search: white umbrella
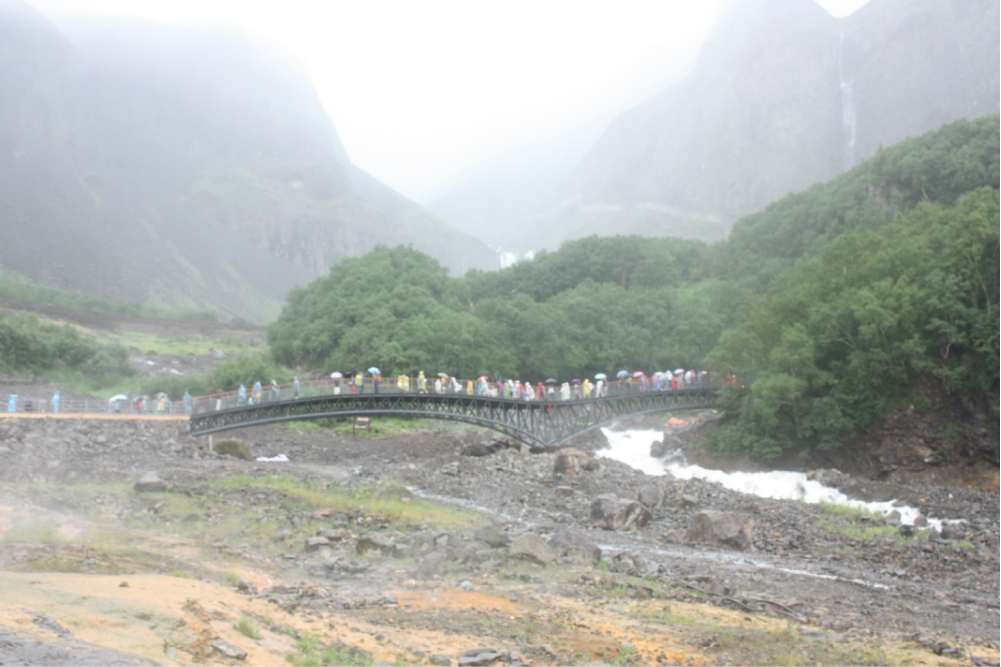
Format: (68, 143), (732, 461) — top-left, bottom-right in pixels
(674, 368), (685, 375)
(330, 372), (343, 378)
(109, 394), (129, 401)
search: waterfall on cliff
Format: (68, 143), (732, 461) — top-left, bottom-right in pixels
(838, 32), (857, 168)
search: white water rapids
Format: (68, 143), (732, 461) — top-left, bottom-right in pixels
(598, 428), (946, 530)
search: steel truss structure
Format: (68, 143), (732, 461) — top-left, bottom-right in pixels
(189, 389), (718, 447)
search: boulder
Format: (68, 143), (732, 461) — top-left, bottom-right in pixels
(508, 532), (558, 565)
(133, 472), (168, 493)
(212, 640), (247, 660)
(686, 511), (755, 550)
(305, 536), (331, 551)
(473, 524), (510, 548)
(590, 495), (651, 531)
(417, 550), (449, 580)
(214, 439), (252, 460)
(553, 448), (590, 476)
(636, 484), (665, 512)
(356, 534), (397, 557)
(548, 530), (601, 564)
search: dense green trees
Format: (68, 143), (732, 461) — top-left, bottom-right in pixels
(267, 241), (730, 380)
(706, 187), (999, 459)
(0, 311), (135, 387)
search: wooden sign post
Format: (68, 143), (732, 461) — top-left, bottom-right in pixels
(353, 416), (370, 436)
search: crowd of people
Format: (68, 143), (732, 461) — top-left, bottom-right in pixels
(219, 368), (714, 406)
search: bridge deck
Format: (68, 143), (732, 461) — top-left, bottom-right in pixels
(189, 389), (718, 448)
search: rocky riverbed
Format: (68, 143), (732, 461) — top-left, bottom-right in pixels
(0, 415), (998, 666)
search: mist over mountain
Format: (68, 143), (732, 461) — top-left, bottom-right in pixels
(0, 0), (498, 322)
(435, 0), (999, 253)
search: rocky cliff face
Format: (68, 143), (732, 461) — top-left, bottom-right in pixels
(0, 1), (498, 322)
(513, 0), (999, 251)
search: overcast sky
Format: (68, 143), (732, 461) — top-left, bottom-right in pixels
(33, 0), (872, 204)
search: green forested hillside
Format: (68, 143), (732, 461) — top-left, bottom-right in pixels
(264, 115), (998, 461)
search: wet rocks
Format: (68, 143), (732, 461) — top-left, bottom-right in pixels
(590, 494), (651, 531)
(636, 484), (665, 512)
(214, 439), (252, 460)
(133, 472), (168, 493)
(548, 530), (601, 564)
(211, 640), (247, 660)
(553, 448), (590, 476)
(473, 524), (510, 548)
(508, 532), (558, 565)
(356, 534), (397, 557)
(686, 511), (755, 550)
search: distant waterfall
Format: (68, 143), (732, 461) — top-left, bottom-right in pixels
(838, 33), (857, 168)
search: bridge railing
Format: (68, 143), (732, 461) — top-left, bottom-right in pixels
(189, 374), (729, 415)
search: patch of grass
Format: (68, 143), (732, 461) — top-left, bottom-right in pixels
(108, 331), (257, 357)
(212, 475), (477, 530)
(817, 519), (899, 543)
(236, 617), (261, 640)
(167, 570), (194, 578)
(283, 421), (324, 432)
(225, 571), (241, 586)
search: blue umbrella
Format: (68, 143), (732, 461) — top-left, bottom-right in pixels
(616, 370), (629, 378)
(368, 367), (381, 374)
(594, 373), (607, 380)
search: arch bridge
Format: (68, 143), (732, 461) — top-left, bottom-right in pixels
(189, 389), (718, 448)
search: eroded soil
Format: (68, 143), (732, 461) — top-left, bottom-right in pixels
(0, 417), (998, 666)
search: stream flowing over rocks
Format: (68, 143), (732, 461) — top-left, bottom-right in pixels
(0, 415), (998, 665)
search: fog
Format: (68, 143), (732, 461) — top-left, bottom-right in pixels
(30, 0), (872, 204)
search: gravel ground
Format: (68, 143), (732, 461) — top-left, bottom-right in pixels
(0, 415), (998, 666)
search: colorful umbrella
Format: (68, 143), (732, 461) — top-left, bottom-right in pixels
(616, 370), (629, 378)
(368, 367), (381, 374)
(594, 373), (607, 380)
(633, 371), (644, 377)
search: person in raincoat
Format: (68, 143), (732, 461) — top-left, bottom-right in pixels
(269, 380), (280, 401)
(51, 392), (60, 413)
(583, 379), (591, 398)
(252, 381), (263, 404)
(466, 379), (473, 395)
(238, 384), (247, 406)
(293, 376), (300, 399)
(355, 372), (364, 394)
(560, 382), (570, 401)
(398, 373), (408, 392)
(417, 371), (427, 394)
(7, 394), (16, 413)
(434, 377), (442, 394)
(183, 391), (192, 414)
(156, 394), (167, 414)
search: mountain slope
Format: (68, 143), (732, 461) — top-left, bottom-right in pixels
(458, 0), (999, 253)
(0, 1), (498, 322)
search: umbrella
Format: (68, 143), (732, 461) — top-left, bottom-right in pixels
(330, 372), (343, 379)
(571, 379), (581, 385)
(633, 371), (644, 377)
(545, 378), (557, 384)
(674, 368), (685, 375)
(616, 370), (629, 378)
(594, 373), (607, 380)
(478, 376), (489, 381)
(109, 394), (129, 401)
(437, 372), (449, 378)
(368, 367), (381, 375)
